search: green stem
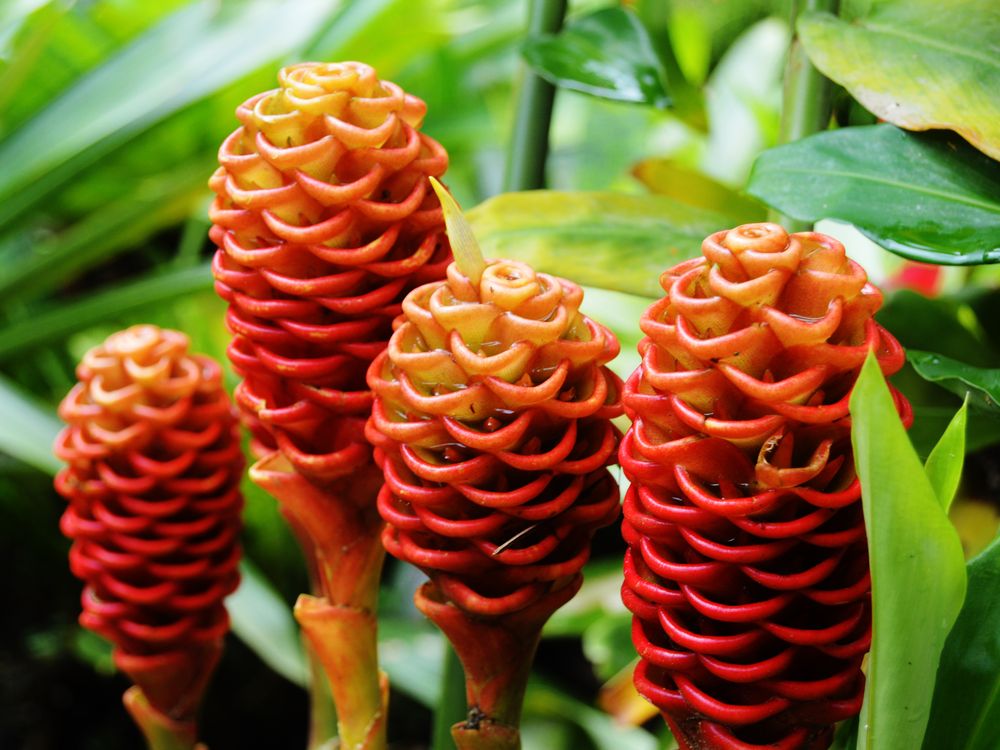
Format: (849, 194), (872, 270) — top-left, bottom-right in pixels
(305, 637), (339, 750)
(770, 0), (840, 231)
(431, 646), (467, 750)
(502, 0), (567, 192)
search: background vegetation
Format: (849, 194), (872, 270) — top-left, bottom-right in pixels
(2, 1), (998, 748)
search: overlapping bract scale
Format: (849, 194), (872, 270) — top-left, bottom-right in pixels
(54, 325), (243, 718)
(619, 223), (910, 750)
(211, 61), (450, 482)
(367, 259), (623, 618)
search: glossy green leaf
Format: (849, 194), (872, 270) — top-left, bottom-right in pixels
(798, 0), (1000, 160)
(522, 7), (671, 108)
(877, 291), (997, 368)
(0, 0), (335, 229)
(467, 190), (730, 297)
(227, 560), (308, 687)
(748, 125), (1000, 265)
(909, 351), (1000, 415)
(922, 532), (1000, 750)
(0, 374), (61, 474)
(924, 400), (968, 511)
(851, 353), (967, 750)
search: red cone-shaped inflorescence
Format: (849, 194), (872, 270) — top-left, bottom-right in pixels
(210, 61), (450, 483)
(620, 223), (910, 750)
(54, 325), (243, 721)
(367, 255), (623, 740)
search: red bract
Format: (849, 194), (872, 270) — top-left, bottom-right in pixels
(54, 325), (242, 725)
(619, 223), (910, 750)
(210, 61), (449, 482)
(367, 254), (623, 746)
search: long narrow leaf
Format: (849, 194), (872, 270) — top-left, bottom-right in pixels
(924, 399), (968, 511)
(227, 560), (308, 687)
(0, 0), (336, 230)
(0, 166), (206, 304)
(0, 263), (212, 360)
(0, 373), (62, 474)
(851, 353), (967, 750)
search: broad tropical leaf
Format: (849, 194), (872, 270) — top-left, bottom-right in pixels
(798, 0), (1000, 160)
(748, 125), (1000, 265)
(922, 532), (1000, 750)
(468, 190), (730, 297)
(909, 351), (1000, 415)
(522, 7), (671, 108)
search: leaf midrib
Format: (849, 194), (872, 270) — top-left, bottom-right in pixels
(758, 166), (1000, 214)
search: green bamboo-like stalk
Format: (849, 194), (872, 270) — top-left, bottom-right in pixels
(502, 0), (567, 192)
(770, 0), (841, 231)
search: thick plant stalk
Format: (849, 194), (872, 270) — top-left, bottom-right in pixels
(771, 0), (840, 231)
(367, 184), (623, 748)
(619, 223), (910, 749)
(250, 454), (388, 750)
(209, 61), (450, 750)
(53, 325), (243, 749)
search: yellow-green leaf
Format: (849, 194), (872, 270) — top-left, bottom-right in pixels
(467, 190), (730, 298)
(798, 1), (1000, 159)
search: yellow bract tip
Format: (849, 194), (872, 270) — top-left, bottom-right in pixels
(429, 177), (486, 286)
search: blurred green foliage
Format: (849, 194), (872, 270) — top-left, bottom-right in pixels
(3, 0), (999, 748)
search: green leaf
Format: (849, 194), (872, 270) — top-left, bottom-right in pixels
(0, 374), (61, 474)
(877, 290), (996, 368)
(522, 7), (671, 108)
(0, 165), (206, 306)
(303, 0), (449, 79)
(467, 190), (730, 297)
(0, 263), (213, 360)
(0, 0), (335, 230)
(851, 352), (967, 750)
(909, 351), (1000, 415)
(924, 400), (968, 511)
(227, 560), (308, 687)
(631, 158), (766, 224)
(747, 125), (1000, 265)
(798, 0), (1000, 160)
(922, 532), (1000, 750)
